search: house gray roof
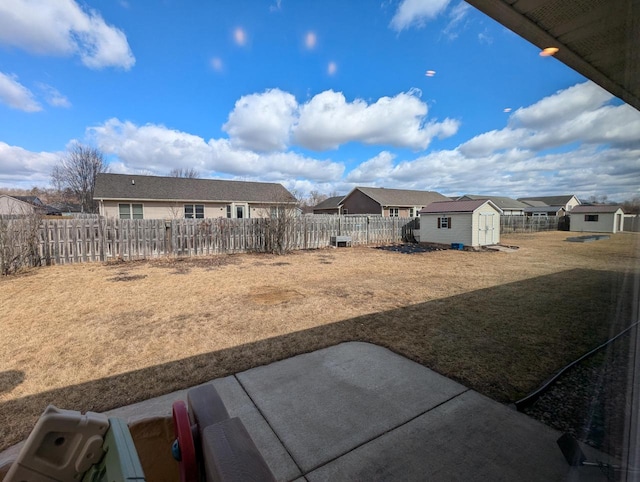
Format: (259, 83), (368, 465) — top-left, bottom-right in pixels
(571, 205), (623, 214)
(13, 195), (44, 206)
(313, 196), (344, 210)
(458, 194), (529, 210)
(520, 200), (548, 207)
(94, 173), (297, 204)
(524, 206), (565, 214)
(518, 195), (578, 206)
(419, 199), (502, 214)
(354, 187), (449, 207)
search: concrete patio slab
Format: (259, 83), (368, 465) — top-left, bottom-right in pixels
(2, 341), (615, 482)
(306, 389), (610, 481)
(236, 342), (468, 473)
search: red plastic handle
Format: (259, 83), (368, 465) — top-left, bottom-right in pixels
(172, 400), (197, 482)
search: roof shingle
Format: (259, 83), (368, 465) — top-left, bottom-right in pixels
(354, 187), (449, 206)
(94, 173), (296, 203)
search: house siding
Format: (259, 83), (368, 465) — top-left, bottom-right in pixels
(570, 209), (624, 233)
(100, 200), (273, 219)
(341, 190), (383, 215)
(0, 195), (37, 215)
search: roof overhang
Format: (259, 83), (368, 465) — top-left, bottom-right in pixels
(465, 0), (640, 111)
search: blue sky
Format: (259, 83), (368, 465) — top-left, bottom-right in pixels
(0, 0), (638, 201)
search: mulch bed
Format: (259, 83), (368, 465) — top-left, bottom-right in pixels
(522, 331), (633, 460)
(374, 244), (442, 254)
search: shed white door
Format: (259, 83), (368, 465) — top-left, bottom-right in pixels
(478, 213), (495, 245)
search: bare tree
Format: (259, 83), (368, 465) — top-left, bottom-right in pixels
(51, 144), (108, 213)
(169, 167), (200, 178)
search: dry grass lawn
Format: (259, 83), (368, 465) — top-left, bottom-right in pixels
(1, 231), (638, 451)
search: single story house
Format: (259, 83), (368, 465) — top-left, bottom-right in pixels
(0, 195), (59, 216)
(312, 196), (344, 215)
(523, 206), (566, 217)
(457, 195), (529, 215)
(570, 205), (625, 233)
(518, 195), (581, 212)
(340, 187), (449, 217)
(418, 199), (503, 247)
(93, 173), (297, 220)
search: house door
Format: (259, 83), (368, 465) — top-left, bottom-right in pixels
(478, 213), (495, 245)
(616, 213), (622, 232)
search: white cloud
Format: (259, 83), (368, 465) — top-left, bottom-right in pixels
(443, 2), (470, 39)
(0, 142), (61, 187)
(461, 82), (640, 157)
(305, 32), (317, 49)
(37, 83), (71, 108)
(293, 90), (459, 150)
(390, 0), (451, 31)
(88, 118), (344, 182)
(0, 0), (135, 70)
(510, 82), (613, 130)
(210, 57), (223, 72)
(223, 89), (297, 152)
(345, 151), (396, 183)
(0, 72), (41, 112)
(234, 27), (247, 46)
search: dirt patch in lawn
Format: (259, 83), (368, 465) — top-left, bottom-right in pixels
(0, 232), (638, 452)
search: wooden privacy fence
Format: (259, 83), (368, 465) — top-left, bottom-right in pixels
(2, 215), (416, 266)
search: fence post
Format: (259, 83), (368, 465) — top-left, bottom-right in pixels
(165, 220), (172, 256)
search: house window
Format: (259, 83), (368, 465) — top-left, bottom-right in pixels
(438, 216), (452, 229)
(184, 204), (204, 219)
(119, 203), (143, 219)
(585, 214), (599, 222)
(236, 206), (244, 219)
(226, 205), (232, 218)
(342, 208), (348, 215)
(409, 208), (414, 217)
(270, 206), (285, 218)
(389, 208), (399, 217)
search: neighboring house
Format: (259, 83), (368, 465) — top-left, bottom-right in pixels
(518, 195), (581, 212)
(418, 199), (503, 247)
(312, 196), (344, 215)
(457, 194), (529, 215)
(523, 206), (566, 217)
(340, 187), (449, 217)
(570, 205), (625, 233)
(93, 173), (297, 220)
(0, 195), (59, 215)
(49, 202), (83, 216)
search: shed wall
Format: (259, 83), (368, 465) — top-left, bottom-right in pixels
(570, 210), (623, 233)
(420, 213), (474, 246)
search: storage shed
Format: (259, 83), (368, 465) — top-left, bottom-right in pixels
(419, 199), (503, 247)
(570, 205), (625, 233)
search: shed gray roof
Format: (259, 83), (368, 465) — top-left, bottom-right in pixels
(419, 199), (502, 214)
(354, 187), (449, 207)
(313, 196), (344, 210)
(518, 195), (579, 206)
(458, 195), (529, 210)
(94, 173), (297, 203)
(571, 205), (623, 214)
